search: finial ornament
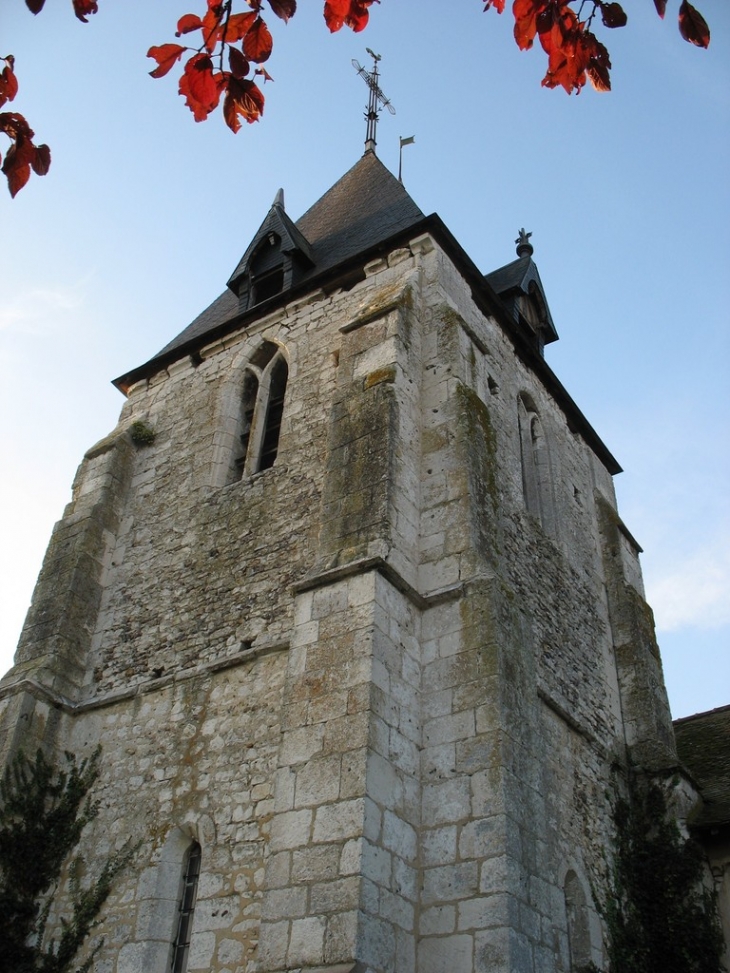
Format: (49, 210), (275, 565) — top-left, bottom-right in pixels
(515, 228), (534, 258)
(352, 50), (396, 155)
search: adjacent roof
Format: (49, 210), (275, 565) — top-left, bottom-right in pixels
(674, 704), (730, 828)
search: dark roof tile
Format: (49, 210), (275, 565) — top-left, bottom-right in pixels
(150, 153), (423, 364)
(674, 704), (730, 828)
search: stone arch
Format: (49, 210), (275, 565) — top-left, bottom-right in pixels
(212, 335), (291, 486)
(517, 392), (557, 535)
(117, 826), (194, 973)
(564, 868), (592, 970)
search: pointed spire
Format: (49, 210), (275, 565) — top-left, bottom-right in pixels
(273, 187), (285, 209)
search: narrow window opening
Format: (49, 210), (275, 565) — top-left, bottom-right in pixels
(258, 357), (288, 471)
(234, 371), (259, 480)
(564, 869), (592, 970)
(171, 841), (201, 973)
(517, 393), (556, 535)
(252, 266), (284, 305)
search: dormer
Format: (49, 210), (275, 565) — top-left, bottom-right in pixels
(485, 229), (559, 357)
(227, 189), (315, 313)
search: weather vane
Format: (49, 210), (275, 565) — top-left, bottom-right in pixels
(352, 49), (395, 154)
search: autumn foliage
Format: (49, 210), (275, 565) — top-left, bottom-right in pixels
(3, 0), (711, 197)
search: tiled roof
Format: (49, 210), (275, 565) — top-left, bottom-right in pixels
(153, 152), (424, 361)
(674, 704), (730, 828)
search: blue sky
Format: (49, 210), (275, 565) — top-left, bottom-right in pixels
(1, 1), (728, 719)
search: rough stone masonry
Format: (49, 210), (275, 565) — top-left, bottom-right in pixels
(0, 153), (688, 972)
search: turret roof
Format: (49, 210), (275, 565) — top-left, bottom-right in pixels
(151, 153), (424, 361)
(112, 152), (621, 476)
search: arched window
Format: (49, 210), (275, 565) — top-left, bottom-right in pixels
(517, 393), (556, 534)
(171, 841), (201, 973)
(258, 355), (288, 471)
(234, 369), (260, 477)
(229, 343), (289, 482)
(564, 869), (592, 970)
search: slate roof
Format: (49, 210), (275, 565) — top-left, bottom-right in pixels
(674, 704), (730, 829)
(153, 152), (424, 360)
(226, 196), (315, 293)
(486, 255), (558, 347)
(111, 151), (622, 476)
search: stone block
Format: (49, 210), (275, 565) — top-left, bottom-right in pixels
(423, 776), (471, 826)
(295, 754), (342, 807)
(421, 826), (457, 867)
(418, 934), (474, 973)
(288, 915), (326, 966)
(313, 798), (365, 843)
(269, 808), (313, 852)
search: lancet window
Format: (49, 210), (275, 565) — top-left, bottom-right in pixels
(517, 393), (556, 534)
(230, 342), (289, 481)
(170, 841), (201, 973)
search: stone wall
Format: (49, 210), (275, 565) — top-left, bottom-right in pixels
(0, 229), (677, 972)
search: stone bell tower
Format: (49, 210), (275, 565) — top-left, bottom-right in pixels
(0, 151), (680, 972)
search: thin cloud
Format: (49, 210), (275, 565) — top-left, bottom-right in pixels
(0, 282), (89, 335)
(646, 535), (730, 632)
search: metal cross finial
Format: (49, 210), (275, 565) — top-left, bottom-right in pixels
(515, 228), (534, 258)
(352, 50), (395, 155)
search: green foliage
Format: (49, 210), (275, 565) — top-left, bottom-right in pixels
(596, 779), (725, 973)
(0, 748), (134, 973)
(129, 420), (156, 446)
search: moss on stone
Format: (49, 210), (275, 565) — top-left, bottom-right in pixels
(130, 420), (156, 446)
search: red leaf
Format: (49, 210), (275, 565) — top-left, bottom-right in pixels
(25, 0), (47, 13)
(32, 142), (51, 175)
(587, 36), (612, 90)
(484, 0), (506, 12)
(0, 60), (19, 109)
(346, 1), (373, 32)
(176, 13), (204, 36)
(72, 0), (99, 22)
(513, 0), (545, 51)
(5, 160), (31, 198)
(228, 46), (250, 79)
(0, 111), (34, 140)
(179, 53), (225, 121)
(147, 44), (187, 79)
(540, 23), (612, 95)
(324, 0), (373, 33)
(225, 11), (258, 42)
(223, 76), (265, 132)
(268, 0), (297, 22)
(243, 18), (273, 62)
(678, 0), (710, 47)
(653, 0), (667, 18)
(600, 2), (627, 28)
(201, 7), (223, 52)
(0, 116), (48, 198)
(324, 0), (350, 31)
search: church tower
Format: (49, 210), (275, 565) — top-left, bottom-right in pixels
(0, 151), (682, 972)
